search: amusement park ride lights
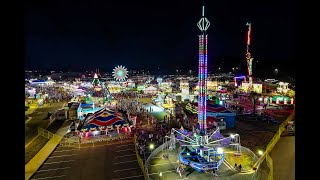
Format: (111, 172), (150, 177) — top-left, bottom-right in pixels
(162, 3), (242, 176)
(112, 65), (128, 81)
(246, 22), (254, 92)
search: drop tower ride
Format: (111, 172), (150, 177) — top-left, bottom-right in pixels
(197, 4), (210, 136)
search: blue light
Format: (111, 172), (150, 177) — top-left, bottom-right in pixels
(117, 70), (124, 77)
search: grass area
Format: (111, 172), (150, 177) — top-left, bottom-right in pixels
(224, 151), (255, 171)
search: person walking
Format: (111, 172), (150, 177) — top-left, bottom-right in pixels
(238, 164), (242, 172)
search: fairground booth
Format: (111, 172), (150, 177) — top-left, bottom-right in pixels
(262, 95), (295, 105)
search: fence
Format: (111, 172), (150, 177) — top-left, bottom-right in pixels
(134, 135), (148, 180)
(252, 110), (295, 180)
(241, 146), (259, 163)
(144, 137), (173, 179)
(38, 127), (62, 140)
(60, 133), (132, 148)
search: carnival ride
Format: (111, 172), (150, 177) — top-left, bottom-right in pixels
(163, 127), (241, 175)
(112, 65), (128, 81)
(245, 22), (254, 92)
(160, 3), (242, 177)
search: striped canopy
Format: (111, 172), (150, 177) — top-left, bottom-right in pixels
(81, 107), (128, 131)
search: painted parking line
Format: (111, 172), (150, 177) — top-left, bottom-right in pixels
(113, 160), (137, 165)
(48, 154), (77, 159)
(113, 167), (140, 172)
(115, 149), (134, 152)
(31, 175), (66, 180)
(112, 174), (144, 180)
(114, 154), (136, 158)
(37, 167), (71, 173)
(149, 162), (178, 166)
(44, 160), (75, 165)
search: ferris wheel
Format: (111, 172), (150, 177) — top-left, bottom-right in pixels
(112, 65), (128, 81)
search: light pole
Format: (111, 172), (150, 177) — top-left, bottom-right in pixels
(230, 134), (241, 154)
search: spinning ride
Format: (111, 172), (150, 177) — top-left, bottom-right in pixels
(165, 127), (241, 174)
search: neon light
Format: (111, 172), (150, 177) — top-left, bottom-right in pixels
(112, 65), (128, 81)
(244, 22), (254, 92)
(197, 9), (210, 133)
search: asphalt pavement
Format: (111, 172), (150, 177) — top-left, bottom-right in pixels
(148, 148), (253, 180)
(30, 137), (144, 180)
(269, 136), (295, 180)
(25, 102), (65, 146)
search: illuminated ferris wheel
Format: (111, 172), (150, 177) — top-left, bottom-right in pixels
(112, 65), (128, 81)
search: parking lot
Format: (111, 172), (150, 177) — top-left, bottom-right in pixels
(30, 137), (144, 180)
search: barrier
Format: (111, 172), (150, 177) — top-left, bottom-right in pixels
(38, 127), (57, 139)
(266, 154), (273, 180)
(241, 146), (259, 163)
(252, 110), (295, 180)
(134, 135), (148, 180)
(138, 137), (175, 179)
(60, 133), (132, 147)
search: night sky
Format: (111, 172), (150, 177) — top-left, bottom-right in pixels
(25, 0), (295, 74)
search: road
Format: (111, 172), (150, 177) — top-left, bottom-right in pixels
(30, 137), (144, 180)
(269, 136), (295, 180)
(25, 102), (65, 146)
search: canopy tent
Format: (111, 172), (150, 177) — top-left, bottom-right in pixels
(80, 107), (128, 131)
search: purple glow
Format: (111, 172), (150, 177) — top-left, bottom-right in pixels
(234, 76), (246, 79)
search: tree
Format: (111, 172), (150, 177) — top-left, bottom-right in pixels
(250, 91), (258, 115)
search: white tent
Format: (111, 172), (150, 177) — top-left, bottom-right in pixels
(144, 86), (158, 94)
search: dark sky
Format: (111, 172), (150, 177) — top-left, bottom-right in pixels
(25, 0), (295, 72)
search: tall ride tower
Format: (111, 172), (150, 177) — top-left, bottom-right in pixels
(197, 4), (210, 136)
(246, 22), (254, 91)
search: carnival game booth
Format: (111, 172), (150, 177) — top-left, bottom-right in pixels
(266, 95), (295, 105)
(79, 108), (131, 137)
